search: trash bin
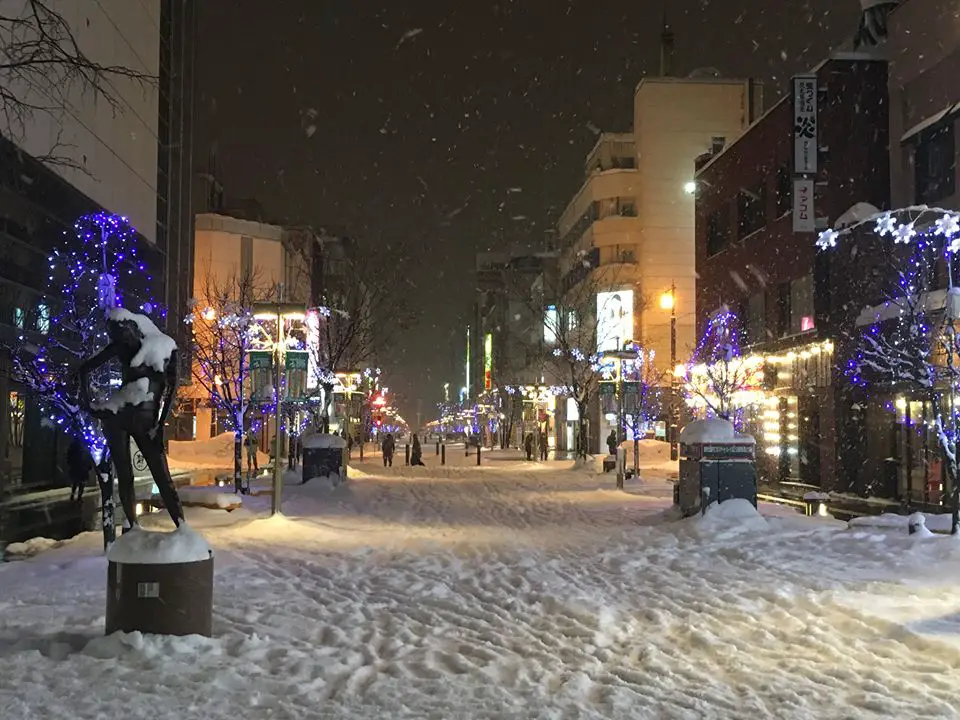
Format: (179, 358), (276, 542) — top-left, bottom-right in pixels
(301, 432), (347, 484)
(676, 418), (756, 517)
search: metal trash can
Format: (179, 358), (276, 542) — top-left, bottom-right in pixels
(301, 433), (347, 484)
(676, 419), (757, 517)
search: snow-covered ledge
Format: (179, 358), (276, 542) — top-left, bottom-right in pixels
(107, 524), (212, 565)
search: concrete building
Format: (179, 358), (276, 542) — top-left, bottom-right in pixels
(188, 213), (310, 440)
(693, 56), (889, 494)
(555, 76), (760, 451)
(0, 1), (196, 542)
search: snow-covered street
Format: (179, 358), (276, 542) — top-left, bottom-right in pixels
(4, 454), (960, 719)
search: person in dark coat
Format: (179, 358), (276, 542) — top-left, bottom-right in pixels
(410, 434), (425, 466)
(524, 432), (534, 461)
(67, 436), (93, 503)
(383, 433), (396, 467)
(539, 430), (548, 461)
(246, 430), (259, 472)
(606, 430), (618, 456)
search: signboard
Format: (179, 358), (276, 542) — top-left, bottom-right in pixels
(792, 178), (815, 232)
(249, 351), (272, 370)
(483, 333), (493, 390)
(792, 75), (818, 174)
(596, 290), (634, 352)
(599, 382), (616, 396)
(285, 351), (309, 372)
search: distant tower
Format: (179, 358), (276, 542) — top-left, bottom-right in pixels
(660, 10), (675, 77)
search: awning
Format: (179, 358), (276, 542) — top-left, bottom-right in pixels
(901, 102), (960, 143)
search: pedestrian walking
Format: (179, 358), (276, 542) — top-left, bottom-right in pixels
(606, 429), (618, 456)
(524, 432), (534, 461)
(67, 436), (93, 503)
(539, 430), (548, 461)
(410, 434), (426, 466)
(245, 430), (259, 473)
(383, 433), (396, 467)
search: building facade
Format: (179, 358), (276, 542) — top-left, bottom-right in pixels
(0, 1), (196, 541)
(694, 56), (890, 495)
(556, 77), (760, 452)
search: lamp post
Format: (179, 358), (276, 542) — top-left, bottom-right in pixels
(253, 300), (306, 516)
(660, 283), (678, 460)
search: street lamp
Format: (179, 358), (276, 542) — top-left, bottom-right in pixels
(252, 300), (306, 516)
(661, 284), (678, 460)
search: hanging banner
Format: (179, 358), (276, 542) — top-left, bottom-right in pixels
(484, 333), (493, 390)
(249, 351), (272, 370)
(792, 75), (818, 174)
(792, 178), (815, 233)
(248, 351), (273, 401)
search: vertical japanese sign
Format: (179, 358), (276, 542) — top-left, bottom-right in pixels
(792, 178), (815, 233)
(792, 75), (818, 174)
(483, 333), (493, 390)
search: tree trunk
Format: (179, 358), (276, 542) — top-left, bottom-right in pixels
(576, 399), (589, 459)
(234, 432), (244, 494)
(97, 463), (115, 552)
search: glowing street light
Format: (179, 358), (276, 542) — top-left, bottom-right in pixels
(683, 181), (697, 195)
(659, 290), (675, 310)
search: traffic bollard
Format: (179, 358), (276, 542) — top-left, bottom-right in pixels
(441, 444), (446, 465)
(477, 444), (481, 466)
(405, 444), (410, 465)
(436, 441), (440, 455)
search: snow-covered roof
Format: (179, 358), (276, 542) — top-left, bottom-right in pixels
(835, 202), (882, 229)
(901, 102), (960, 143)
(678, 418), (756, 445)
(195, 213), (284, 241)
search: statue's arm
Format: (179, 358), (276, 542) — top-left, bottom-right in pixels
(156, 349), (179, 434)
(76, 344), (118, 409)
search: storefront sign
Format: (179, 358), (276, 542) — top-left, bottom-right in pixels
(792, 178), (815, 233)
(792, 75), (818, 174)
(483, 333), (493, 390)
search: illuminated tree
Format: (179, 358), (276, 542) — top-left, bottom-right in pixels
(12, 212), (158, 549)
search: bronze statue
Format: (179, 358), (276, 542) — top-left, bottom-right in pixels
(78, 309), (183, 529)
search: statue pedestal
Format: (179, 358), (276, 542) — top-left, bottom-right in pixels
(105, 525), (214, 637)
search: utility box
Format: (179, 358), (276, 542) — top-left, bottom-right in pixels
(676, 419), (757, 517)
(301, 432), (347, 484)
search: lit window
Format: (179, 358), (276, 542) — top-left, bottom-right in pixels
(37, 304), (49, 334)
(14, 307), (24, 329)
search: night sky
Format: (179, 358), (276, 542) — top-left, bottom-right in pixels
(194, 0), (859, 422)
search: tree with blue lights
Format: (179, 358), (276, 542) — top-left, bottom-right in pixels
(819, 207), (960, 534)
(12, 211), (158, 549)
(681, 309), (749, 421)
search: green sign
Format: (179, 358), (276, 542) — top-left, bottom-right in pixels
(249, 351), (272, 370)
(599, 382), (616, 396)
(285, 351), (309, 371)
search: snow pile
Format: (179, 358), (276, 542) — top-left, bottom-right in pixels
(849, 511), (954, 534)
(835, 202), (881, 229)
(3, 537), (64, 557)
(695, 498), (768, 532)
(169, 432), (267, 470)
(109, 307), (177, 371)
(678, 417), (755, 445)
(301, 432), (347, 449)
(91, 377), (153, 413)
(107, 524), (213, 565)
(177, 488), (243, 509)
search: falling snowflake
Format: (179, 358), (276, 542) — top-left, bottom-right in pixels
(816, 228), (839, 250)
(874, 212), (896, 236)
(893, 222), (916, 245)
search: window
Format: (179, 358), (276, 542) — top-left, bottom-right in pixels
(790, 275), (815, 335)
(711, 136), (726, 155)
(775, 166), (792, 215)
(617, 199), (637, 217)
(745, 292), (766, 345)
(611, 155), (635, 169)
(738, 185), (766, 239)
(915, 123), (956, 204)
(706, 206), (731, 256)
(36, 304), (49, 334)
(14, 307), (24, 330)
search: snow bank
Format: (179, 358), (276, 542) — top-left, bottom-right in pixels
(301, 432), (347, 449)
(107, 524), (213, 565)
(92, 376), (154, 413)
(177, 488), (243, 509)
(108, 308), (177, 371)
(849, 512), (954, 534)
(695, 498), (768, 532)
(678, 417), (755, 445)
(168, 432), (267, 470)
(3, 537), (63, 557)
